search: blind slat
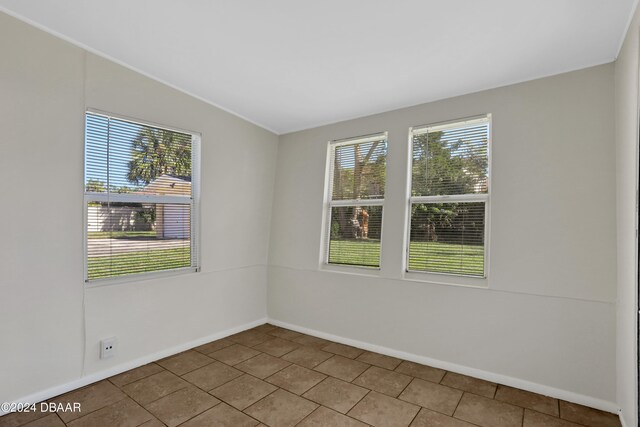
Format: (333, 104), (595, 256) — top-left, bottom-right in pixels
(85, 112), (197, 281)
(411, 119), (489, 197)
(327, 134), (387, 268)
(409, 116), (489, 277)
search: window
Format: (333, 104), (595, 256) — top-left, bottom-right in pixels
(407, 115), (490, 277)
(84, 111), (200, 282)
(324, 133), (387, 268)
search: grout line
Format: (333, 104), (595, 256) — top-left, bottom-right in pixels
(450, 392), (467, 424)
(349, 388), (372, 414)
(292, 405), (320, 426)
(108, 362), (166, 388)
(131, 383), (190, 408)
(52, 384), (130, 425)
(161, 396), (221, 426)
(406, 405), (421, 426)
(131, 399), (166, 427)
(396, 375), (415, 398)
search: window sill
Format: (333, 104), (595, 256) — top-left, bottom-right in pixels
(85, 266), (199, 288)
(319, 263), (382, 278)
(403, 270), (488, 289)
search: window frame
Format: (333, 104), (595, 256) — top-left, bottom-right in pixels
(83, 109), (201, 285)
(405, 114), (491, 279)
(322, 132), (388, 270)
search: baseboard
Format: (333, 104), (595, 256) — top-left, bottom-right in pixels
(0, 317), (268, 417)
(268, 318), (621, 415)
(619, 409), (632, 427)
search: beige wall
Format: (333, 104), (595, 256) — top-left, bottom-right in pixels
(0, 12), (278, 403)
(615, 3), (640, 426)
(269, 64), (618, 407)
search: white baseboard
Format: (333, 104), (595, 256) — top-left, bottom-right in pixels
(0, 317), (268, 417)
(619, 409), (633, 427)
(268, 318), (621, 415)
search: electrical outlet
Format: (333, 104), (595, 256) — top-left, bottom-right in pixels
(100, 337), (117, 359)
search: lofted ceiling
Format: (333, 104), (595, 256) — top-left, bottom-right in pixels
(0, 0), (636, 134)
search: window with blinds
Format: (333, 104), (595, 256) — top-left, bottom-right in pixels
(325, 134), (387, 268)
(84, 111), (200, 282)
(408, 115), (490, 277)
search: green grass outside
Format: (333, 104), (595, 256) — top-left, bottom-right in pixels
(87, 231), (157, 239)
(329, 239), (381, 267)
(88, 247), (191, 280)
(329, 239), (484, 276)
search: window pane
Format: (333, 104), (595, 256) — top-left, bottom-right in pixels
(85, 114), (109, 193)
(87, 202), (191, 280)
(332, 138), (386, 200)
(328, 206), (382, 268)
(85, 114), (192, 197)
(408, 202), (485, 276)
(412, 120), (488, 197)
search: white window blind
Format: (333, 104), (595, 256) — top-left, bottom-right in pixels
(408, 116), (490, 277)
(325, 134), (387, 268)
(84, 112), (199, 282)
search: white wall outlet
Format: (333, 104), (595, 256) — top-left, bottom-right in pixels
(100, 337), (117, 359)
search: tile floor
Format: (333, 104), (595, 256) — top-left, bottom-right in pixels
(0, 324), (621, 427)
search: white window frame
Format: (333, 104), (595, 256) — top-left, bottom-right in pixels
(405, 114), (491, 279)
(83, 109), (201, 285)
(322, 132), (387, 270)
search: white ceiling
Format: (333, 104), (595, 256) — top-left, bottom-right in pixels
(0, 1), (636, 134)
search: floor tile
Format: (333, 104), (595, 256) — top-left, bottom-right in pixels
(266, 363), (326, 395)
(228, 330), (272, 347)
(322, 342), (364, 359)
(398, 378), (463, 416)
(109, 363), (164, 388)
(50, 380), (126, 422)
(66, 397), (153, 427)
(180, 402), (259, 427)
(210, 374), (277, 410)
(348, 391), (420, 427)
(353, 366), (412, 397)
(182, 361), (243, 391)
(410, 408), (476, 427)
(194, 339), (234, 355)
(210, 344), (261, 366)
(281, 346), (333, 368)
(495, 385), (559, 416)
(156, 351), (214, 376)
(440, 372), (497, 398)
(395, 361), (446, 383)
(138, 419), (165, 427)
(523, 408), (582, 426)
(292, 334), (331, 348)
(268, 328), (304, 341)
(122, 371), (188, 405)
(22, 414), (65, 427)
(356, 351), (402, 370)
(559, 400), (620, 427)
(235, 353), (291, 379)
(314, 355), (370, 382)
(144, 386), (219, 427)
(0, 405), (49, 427)
(253, 337), (299, 357)
(244, 389), (318, 427)
(252, 323), (278, 334)
(303, 377), (369, 414)
(453, 393), (523, 427)
(297, 406), (368, 427)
